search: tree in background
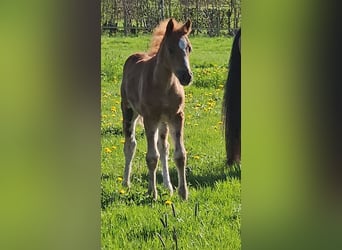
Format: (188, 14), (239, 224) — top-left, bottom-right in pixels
(101, 0), (241, 36)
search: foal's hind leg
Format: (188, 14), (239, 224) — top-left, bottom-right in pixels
(144, 118), (160, 200)
(157, 122), (173, 195)
(121, 102), (138, 187)
(170, 112), (188, 200)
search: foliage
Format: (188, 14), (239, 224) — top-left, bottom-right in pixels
(101, 0), (241, 36)
(101, 35), (241, 249)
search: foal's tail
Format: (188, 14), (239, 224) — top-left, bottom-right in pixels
(223, 28), (241, 166)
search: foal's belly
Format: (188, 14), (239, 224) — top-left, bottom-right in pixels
(140, 102), (183, 118)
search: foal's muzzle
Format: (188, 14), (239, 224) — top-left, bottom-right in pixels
(176, 70), (193, 86)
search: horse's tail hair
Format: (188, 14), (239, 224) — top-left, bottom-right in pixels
(223, 28), (241, 166)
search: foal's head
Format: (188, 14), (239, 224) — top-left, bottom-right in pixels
(158, 19), (193, 86)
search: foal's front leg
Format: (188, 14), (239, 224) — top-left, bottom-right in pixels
(144, 119), (159, 200)
(170, 112), (188, 200)
(158, 122), (173, 195)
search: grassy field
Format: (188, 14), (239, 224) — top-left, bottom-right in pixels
(101, 34), (241, 249)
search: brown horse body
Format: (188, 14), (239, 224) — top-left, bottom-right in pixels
(121, 19), (193, 200)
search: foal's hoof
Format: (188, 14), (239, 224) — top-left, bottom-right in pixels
(178, 185), (188, 200)
(122, 180), (130, 188)
(164, 183), (174, 196)
(147, 189), (158, 200)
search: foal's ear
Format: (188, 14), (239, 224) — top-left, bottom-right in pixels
(166, 19), (174, 36)
(182, 19), (192, 34)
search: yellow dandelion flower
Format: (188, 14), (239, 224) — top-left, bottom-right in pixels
(119, 189), (125, 194)
(218, 121), (223, 125)
(165, 200), (172, 206)
(111, 106), (117, 112)
(207, 101), (215, 107)
(115, 101), (120, 104)
(219, 84), (224, 88)
(193, 155), (200, 160)
(117, 177), (123, 182)
(120, 139), (125, 144)
(112, 146), (117, 150)
(102, 114), (108, 119)
(104, 147), (112, 153)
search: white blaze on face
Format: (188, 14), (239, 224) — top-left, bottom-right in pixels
(178, 37), (187, 53)
(178, 37), (190, 69)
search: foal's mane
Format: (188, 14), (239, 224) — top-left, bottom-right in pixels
(148, 19), (185, 56)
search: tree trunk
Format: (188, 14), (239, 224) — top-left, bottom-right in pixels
(160, 0), (165, 20)
(122, 0), (128, 36)
(168, 0), (171, 17)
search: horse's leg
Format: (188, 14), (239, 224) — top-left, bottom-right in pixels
(121, 102), (138, 187)
(144, 118), (159, 200)
(228, 131), (241, 166)
(170, 112), (188, 200)
(157, 122), (173, 195)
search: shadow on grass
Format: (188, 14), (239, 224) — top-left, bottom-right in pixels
(101, 126), (122, 136)
(165, 162), (241, 190)
(101, 126), (146, 138)
(101, 187), (158, 209)
(101, 161), (241, 209)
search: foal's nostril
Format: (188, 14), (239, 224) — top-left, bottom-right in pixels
(176, 70), (193, 86)
(189, 71), (193, 79)
(185, 72), (192, 83)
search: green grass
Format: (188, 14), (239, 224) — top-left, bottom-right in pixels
(101, 35), (241, 249)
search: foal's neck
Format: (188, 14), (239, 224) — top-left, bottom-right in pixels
(153, 54), (174, 87)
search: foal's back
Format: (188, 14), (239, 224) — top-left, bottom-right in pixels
(121, 53), (185, 120)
